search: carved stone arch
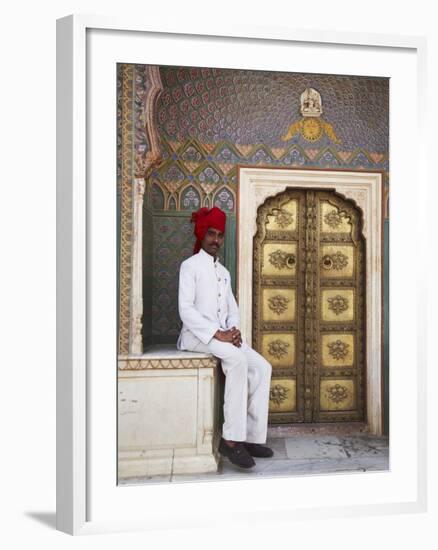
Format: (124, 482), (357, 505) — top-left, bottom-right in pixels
(120, 63), (165, 355)
(118, 64), (163, 355)
(134, 66), (165, 179)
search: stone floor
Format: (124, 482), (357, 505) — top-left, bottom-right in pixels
(119, 428), (389, 486)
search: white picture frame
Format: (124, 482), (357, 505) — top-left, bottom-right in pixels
(56, 15), (428, 535)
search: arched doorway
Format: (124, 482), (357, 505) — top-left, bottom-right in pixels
(237, 167), (383, 434)
(253, 188), (366, 424)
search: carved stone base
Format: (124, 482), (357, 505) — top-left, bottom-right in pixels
(118, 346), (220, 479)
(118, 452), (219, 478)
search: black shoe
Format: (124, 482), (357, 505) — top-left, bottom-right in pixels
(243, 442), (274, 458)
(219, 438), (256, 469)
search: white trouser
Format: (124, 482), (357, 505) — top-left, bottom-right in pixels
(186, 337), (272, 443)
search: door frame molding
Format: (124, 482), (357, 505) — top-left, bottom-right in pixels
(237, 167), (384, 435)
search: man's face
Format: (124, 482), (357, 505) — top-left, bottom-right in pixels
(201, 227), (224, 257)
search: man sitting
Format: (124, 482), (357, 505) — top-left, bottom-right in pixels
(177, 206), (273, 469)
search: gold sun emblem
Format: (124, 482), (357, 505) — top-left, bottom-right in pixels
(281, 87), (341, 144)
(302, 117), (323, 142)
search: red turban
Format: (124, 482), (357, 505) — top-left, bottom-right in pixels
(190, 207), (226, 254)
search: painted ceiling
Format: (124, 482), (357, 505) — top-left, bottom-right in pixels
(156, 66), (389, 152)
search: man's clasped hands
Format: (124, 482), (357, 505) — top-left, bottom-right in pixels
(214, 326), (242, 347)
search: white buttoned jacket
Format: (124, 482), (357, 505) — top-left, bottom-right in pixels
(177, 247), (241, 350)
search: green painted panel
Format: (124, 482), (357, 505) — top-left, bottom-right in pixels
(224, 214), (236, 293)
(383, 219), (389, 436)
(142, 205), (154, 349)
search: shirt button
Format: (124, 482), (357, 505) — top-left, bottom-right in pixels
(218, 278), (221, 281)
(218, 293), (221, 297)
(218, 309), (221, 313)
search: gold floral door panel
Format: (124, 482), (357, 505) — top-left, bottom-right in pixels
(253, 188), (365, 424)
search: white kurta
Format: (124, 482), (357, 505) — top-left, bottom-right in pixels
(177, 247), (240, 349)
(177, 248), (272, 443)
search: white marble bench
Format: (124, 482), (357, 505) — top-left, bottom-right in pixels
(118, 345), (221, 479)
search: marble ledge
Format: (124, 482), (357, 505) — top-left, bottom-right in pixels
(118, 345), (219, 370)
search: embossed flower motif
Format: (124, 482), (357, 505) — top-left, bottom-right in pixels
(272, 207), (294, 228)
(327, 294), (349, 315)
(270, 384), (290, 406)
(322, 251), (349, 271)
(269, 249), (296, 270)
(268, 339), (290, 359)
(326, 383), (348, 403)
(332, 251), (349, 270)
(327, 339), (350, 360)
(268, 295), (290, 315)
(324, 209), (345, 228)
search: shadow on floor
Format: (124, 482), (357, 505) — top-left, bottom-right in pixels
(25, 511), (57, 530)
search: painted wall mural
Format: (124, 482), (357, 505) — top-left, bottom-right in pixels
(118, 63), (389, 348)
(132, 66), (389, 216)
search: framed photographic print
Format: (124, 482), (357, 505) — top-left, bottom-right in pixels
(57, 15), (427, 535)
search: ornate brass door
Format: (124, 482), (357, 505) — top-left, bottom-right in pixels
(253, 188), (366, 423)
